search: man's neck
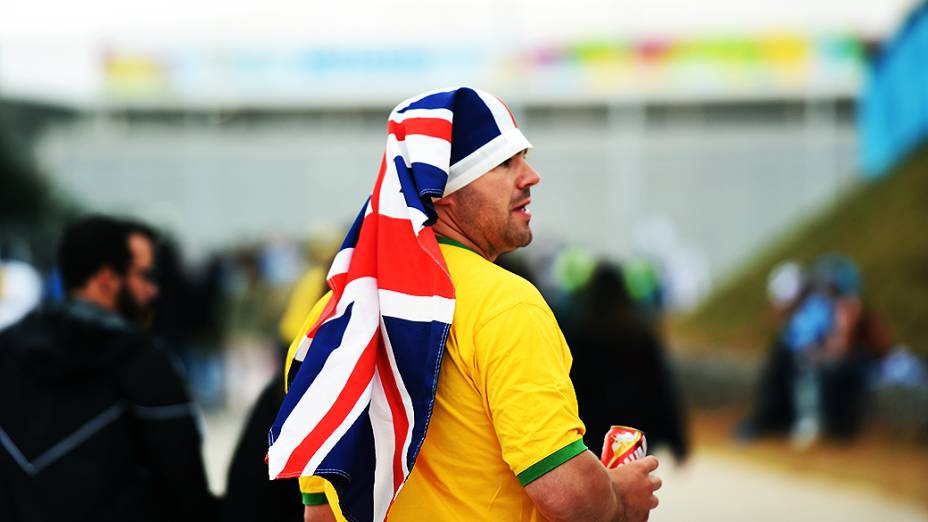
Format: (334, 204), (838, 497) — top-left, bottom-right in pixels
(431, 222), (494, 261)
(72, 287), (117, 312)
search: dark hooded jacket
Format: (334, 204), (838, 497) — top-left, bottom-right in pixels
(0, 300), (217, 522)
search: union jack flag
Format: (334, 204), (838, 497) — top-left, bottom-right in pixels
(268, 87), (530, 522)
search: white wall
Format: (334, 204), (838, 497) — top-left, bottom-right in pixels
(35, 100), (857, 296)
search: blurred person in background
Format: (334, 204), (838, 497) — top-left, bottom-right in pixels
(766, 260), (807, 318)
(548, 246), (597, 319)
(566, 261), (689, 465)
(620, 256), (665, 326)
(222, 230), (339, 522)
(805, 254), (893, 441)
(277, 227), (342, 349)
(223, 374), (305, 522)
(150, 240), (200, 361)
(738, 254), (893, 447)
(151, 239), (227, 410)
(272, 87), (660, 522)
(735, 261), (811, 441)
(0, 214), (217, 522)
(494, 251), (538, 286)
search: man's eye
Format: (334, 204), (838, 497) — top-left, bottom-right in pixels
(499, 159), (512, 169)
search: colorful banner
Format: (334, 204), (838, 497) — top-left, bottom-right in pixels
(101, 33), (866, 105)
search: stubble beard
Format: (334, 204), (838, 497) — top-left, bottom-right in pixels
(455, 185), (533, 257)
(505, 219), (533, 250)
(506, 188), (533, 249)
(116, 286), (152, 327)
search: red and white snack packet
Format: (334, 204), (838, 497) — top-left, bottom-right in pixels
(601, 425), (648, 469)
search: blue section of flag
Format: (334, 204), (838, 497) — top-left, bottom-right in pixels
(408, 162), (448, 200)
(396, 90), (456, 113)
(382, 316), (448, 471)
(393, 156), (445, 224)
(318, 410), (377, 522)
(447, 89), (501, 165)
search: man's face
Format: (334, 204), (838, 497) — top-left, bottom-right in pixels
(116, 233), (159, 324)
(450, 150), (540, 259)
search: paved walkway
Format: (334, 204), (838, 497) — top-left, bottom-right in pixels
(649, 450), (927, 522)
(203, 412), (928, 521)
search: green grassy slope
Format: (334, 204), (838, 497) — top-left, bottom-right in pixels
(674, 144), (928, 356)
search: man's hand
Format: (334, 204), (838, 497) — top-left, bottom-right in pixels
(607, 456), (662, 522)
(304, 504), (337, 522)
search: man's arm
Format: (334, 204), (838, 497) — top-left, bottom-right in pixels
(473, 303), (660, 521)
(295, 452), (663, 522)
(304, 504), (337, 522)
(299, 477), (342, 522)
(524, 452), (661, 522)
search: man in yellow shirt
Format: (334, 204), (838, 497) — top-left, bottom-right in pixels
(293, 90), (661, 521)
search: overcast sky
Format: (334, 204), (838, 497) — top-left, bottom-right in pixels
(0, 0), (919, 46)
(0, 0), (919, 104)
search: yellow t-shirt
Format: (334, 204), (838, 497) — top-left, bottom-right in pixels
(289, 241), (586, 521)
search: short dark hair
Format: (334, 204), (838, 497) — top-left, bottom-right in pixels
(122, 219), (157, 246)
(58, 214), (157, 291)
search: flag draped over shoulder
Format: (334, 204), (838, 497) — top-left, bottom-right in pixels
(267, 87), (531, 522)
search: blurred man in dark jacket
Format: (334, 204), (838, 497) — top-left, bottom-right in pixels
(0, 215), (217, 522)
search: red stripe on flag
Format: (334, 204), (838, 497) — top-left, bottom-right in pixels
(416, 227), (452, 285)
(376, 216), (454, 297)
(306, 292), (341, 339)
(376, 347), (409, 494)
(387, 118), (452, 142)
(340, 215), (379, 283)
(344, 213), (454, 298)
(327, 272), (349, 294)
(279, 331), (380, 477)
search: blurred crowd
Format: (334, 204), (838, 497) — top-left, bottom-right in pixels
(1, 210), (694, 521)
(6, 209), (926, 517)
(738, 254), (926, 448)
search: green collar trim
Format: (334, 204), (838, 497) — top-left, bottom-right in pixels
(436, 235), (480, 255)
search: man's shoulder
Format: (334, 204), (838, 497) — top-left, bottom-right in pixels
(448, 248), (537, 291)
(0, 307), (67, 357)
(442, 247), (550, 325)
(2, 304), (158, 371)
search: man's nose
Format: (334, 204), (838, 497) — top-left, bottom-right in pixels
(519, 162), (541, 188)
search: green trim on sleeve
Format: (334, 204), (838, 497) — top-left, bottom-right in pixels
(302, 492), (328, 506)
(517, 438), (588, 487)
(435, 235), (480, 255)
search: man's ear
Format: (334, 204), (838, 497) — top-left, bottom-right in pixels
(433, 194), (455, 210)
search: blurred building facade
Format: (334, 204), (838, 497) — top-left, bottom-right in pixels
(2, 34), (868, 304)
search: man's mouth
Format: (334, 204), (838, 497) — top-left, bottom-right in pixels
(513, 200), (532, 216)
